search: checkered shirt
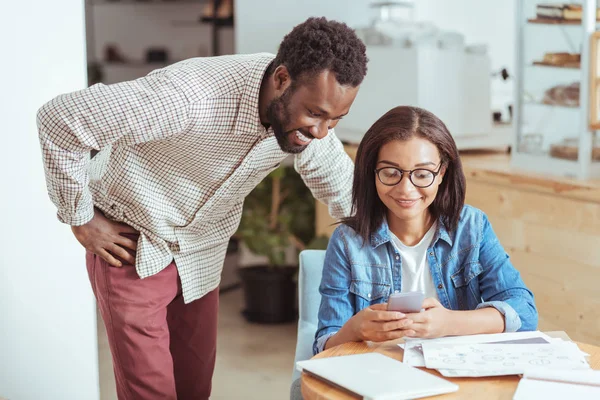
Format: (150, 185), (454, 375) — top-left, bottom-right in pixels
(37, 53), (354, 303)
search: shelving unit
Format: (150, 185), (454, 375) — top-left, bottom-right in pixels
(589, 31), (600, 128)
(531, 61), (581, 69)
(513, 0), (600, 179)
(85, 0), (234, 85)
(527, 17), (583, 25)
(526, 101), (581, 108)
(90, 0), (204, 4)
(98, 60), (184, 67)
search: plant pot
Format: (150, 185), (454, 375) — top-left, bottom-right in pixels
(238, 265), (298, 324)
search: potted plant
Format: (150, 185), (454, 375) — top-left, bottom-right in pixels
(236, 165), (328, 323)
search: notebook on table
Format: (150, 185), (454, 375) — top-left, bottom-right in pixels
(296, 352), (459, 400)
(513, 369), (600, 400)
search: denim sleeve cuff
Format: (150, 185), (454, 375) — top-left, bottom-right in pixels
(476, 301), (522, 332)
(313, 331), (338, 355)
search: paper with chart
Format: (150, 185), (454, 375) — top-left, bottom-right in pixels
(421, 341), (589, 377)
(401, 331), (554, 367)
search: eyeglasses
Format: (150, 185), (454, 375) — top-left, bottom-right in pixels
(375, 163), (443, 188)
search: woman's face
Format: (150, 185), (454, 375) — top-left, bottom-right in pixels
(375, 137), (445, 223)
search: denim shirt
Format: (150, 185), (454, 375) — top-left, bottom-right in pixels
(313, 205), (538, 355)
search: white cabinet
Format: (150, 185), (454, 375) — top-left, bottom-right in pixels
(337, 46), (504, 150)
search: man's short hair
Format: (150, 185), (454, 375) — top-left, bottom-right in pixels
(273, 17), (368, 87)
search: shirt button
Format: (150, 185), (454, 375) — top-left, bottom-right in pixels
(395, 255), (399, 260)
(438, 284), (443, 289)
(368, 293), (371, 298)
(170, 243), (180, 252)
(430, 251), (434, 256)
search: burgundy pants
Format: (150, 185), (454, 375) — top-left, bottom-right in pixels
(86, 252), (219, 400)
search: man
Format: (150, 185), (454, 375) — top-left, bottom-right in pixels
(37, 17), (367, 400)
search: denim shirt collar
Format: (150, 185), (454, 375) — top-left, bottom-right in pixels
(370, 215), (454, 248)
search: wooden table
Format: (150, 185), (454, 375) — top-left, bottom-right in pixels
(301, 332), (600, 399)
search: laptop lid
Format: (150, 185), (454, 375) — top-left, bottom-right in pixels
(297, 353), (458, 400)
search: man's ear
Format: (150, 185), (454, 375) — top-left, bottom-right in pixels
(272, 65), (292, 93)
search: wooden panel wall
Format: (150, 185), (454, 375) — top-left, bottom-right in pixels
(465, 173), (600, 345)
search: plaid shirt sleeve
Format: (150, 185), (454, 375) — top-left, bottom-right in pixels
(37, 71), (191, 226)
(294, 129), (354, 219)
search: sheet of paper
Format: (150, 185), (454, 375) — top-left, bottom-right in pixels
(401, 331), (553, 367)
(522, 368), (600, 386)
(421, 342), (589, 377)
(513, 378), (600, 400)
(438, 368), (524, 378)
(549, 338), (590, 357)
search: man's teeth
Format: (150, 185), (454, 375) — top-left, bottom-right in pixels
(295, 131), (311, 143)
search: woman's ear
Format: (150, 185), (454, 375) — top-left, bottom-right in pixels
(438, 164), (447, 185)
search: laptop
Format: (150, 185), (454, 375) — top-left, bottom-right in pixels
(297, 353), (459, 400)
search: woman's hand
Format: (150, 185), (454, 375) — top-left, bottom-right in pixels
(403, 298), (455, 339)
(347, 303), (414, 342)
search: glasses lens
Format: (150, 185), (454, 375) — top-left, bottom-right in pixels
(410, 169), (435, 187)
(378, 167), (402, 185)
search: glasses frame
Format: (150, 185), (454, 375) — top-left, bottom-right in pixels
(375, 163), (443, 188)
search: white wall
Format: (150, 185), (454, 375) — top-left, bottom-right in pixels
(414, 0), (516, 79)
(234, 0), (373, 54)
(413, 0), (516, 110)
(0, 2), (99, 400)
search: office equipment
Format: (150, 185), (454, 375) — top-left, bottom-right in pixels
(297, 353), (458, 400)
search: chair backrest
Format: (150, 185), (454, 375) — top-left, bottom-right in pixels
(291, 249), (326, 382)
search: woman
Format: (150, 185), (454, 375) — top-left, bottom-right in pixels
(314, 106), (537, 354)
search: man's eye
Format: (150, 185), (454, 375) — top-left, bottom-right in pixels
(308, 109), (322, 117)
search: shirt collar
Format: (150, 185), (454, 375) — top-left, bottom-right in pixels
(433, 218), (454, 247)
(370, 215), (454, 248)
(233, 53), (275, 138)
(370, 218), (391, 248)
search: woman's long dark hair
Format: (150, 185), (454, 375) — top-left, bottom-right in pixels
(343, 106), (466, 242)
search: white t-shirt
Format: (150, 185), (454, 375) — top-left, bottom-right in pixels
(389, 222), (439, 300)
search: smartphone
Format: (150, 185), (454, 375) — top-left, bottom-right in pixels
(387, 291), (425, 313)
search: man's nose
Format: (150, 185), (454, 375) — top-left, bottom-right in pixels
(308, 120), (331, 140)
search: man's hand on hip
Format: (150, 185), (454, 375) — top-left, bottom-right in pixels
(72, 208), (139, 267)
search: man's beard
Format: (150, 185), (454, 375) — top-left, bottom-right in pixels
(266, 88), (310, 154)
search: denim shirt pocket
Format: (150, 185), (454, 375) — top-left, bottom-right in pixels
(450, 261), (484, 310)
(349, 265), (391, 309)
